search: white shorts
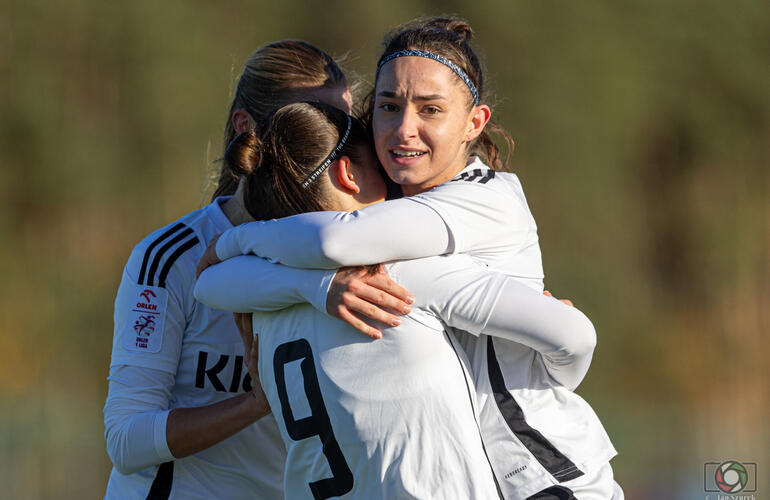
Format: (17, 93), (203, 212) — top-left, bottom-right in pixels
(526, 462), (623, 500)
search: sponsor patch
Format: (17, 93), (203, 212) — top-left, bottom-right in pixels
(122, 284), (168, 353)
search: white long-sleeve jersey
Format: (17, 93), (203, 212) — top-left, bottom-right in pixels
(104, 198), (335, 499)
(212, 158), (617, 500)
(195, 252), (597, 499)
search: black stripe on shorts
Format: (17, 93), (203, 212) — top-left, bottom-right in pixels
(486, 336), (584, 482)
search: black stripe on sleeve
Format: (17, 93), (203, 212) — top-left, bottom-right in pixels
(526, 485), (576, 499)
(145, 227), (194, 287)
(157, 236), (200, 288)
(451, 168), (496, 184)
(138, 223), (185, 285)
(465, 168), (483, 182)
(478, 170), (496, 184)
(145, 461), (174, 500)
(486, 337), (584, 483)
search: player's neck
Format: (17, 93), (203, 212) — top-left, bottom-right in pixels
(222, 180), (254, 226)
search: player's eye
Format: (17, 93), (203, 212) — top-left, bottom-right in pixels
(378, 102), (398, 112)
(422, 106), (441, 115)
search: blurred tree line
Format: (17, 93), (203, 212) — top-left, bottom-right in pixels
(1, 0), (767, 497)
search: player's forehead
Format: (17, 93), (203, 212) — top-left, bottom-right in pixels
(375, 57), (461, 101)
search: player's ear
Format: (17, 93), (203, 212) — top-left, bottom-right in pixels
(232, 109), (256, 134)
(463, 104), (491, 143)
(334, 156), (361, 194)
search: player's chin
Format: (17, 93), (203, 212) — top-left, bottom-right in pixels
(382, 164), (424, 187)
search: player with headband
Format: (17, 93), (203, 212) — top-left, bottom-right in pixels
(195, 100), (600, 499)
(102, 41), (411, 499)
(198, 17), (623, 499)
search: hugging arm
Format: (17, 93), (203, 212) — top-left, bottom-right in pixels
(414, 258), (596, 390)
(104, 365), (269, 474)
(105, 250), (271, 475)
(194, 255), (335, 314)
(195, 256), (413, 338)
(214, 198), (451, 268)
(464, 280), (595, 390)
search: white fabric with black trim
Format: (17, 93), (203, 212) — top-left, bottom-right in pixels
(104, 198), (335, 500)
(210, 158), (619, 500)
(248, 254), (519, 499)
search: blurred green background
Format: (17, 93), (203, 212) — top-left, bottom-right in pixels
(1, 1), (767, 498)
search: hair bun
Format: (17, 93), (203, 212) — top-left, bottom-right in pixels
(425, 17), (474, 43)
(224, 130), (262, 177)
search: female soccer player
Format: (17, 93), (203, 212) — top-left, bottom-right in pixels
(195, 100), (599, 499)
(102, 41), (410, 499)
(200, 18), (622, 500)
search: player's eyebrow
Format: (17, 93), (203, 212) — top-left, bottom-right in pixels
(377, 90), (447, 101)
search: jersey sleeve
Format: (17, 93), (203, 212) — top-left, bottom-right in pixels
(409, 172), (535, 256)
(109, 242), (191, 374)
(215, 198), (451, 268)
(103, 364), (175, 474)
(397, 255), (596, 390)
(194, 256), (335, 314)
(466, 280), (596, 390)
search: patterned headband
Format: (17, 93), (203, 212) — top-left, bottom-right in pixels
(302, 112), (353, 189)
(376, 49), (480, 106)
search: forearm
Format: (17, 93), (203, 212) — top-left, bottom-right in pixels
(104, 366), (174, 474)
(480, 282), (597, 389)
(166, 391), (271, 459)
(194, 256), (334, 314)
(215, 199), (450, 267)
(430, 265), (596, 390)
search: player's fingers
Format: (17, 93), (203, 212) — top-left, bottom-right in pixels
(233, 313), (253, 353)
(251, 333), (259, 364)
(544, 290), (573, 307)
(360, 271), (415, 305)
(342, 292), (402, 328)
(196, 237), (221, 278)
(347, 278), (411, 315)
(337, 306), (382, 339)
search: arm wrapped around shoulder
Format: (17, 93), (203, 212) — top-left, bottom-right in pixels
(483, 283), (597, 390)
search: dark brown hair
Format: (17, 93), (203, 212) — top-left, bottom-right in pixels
(224, 102), (371, 221)
(214, 40), (348, 199)
(367, 16), (515, 171)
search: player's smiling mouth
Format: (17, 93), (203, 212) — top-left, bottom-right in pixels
(391, 149), (427, 158)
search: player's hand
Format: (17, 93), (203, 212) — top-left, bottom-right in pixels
(544, 290), (574, 307)
(326, 265), (415, 340)
(196, 234), (222, 278)
(233, 313), (269, 411)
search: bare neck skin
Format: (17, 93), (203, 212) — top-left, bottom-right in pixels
(221, 180), (254, 226)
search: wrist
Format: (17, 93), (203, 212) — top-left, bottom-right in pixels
(243, 387), (271, 420)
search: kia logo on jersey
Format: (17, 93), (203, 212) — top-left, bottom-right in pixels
(195, 351), (252, 393)
(136, 289), (158, 311)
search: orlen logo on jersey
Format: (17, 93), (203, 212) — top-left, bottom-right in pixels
(136, 289), (158, 311)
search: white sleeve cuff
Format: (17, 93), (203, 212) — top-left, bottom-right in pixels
(216, 227), (244, 261)
(311, 270), (336, 316)
(153, 409), (175, 461)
